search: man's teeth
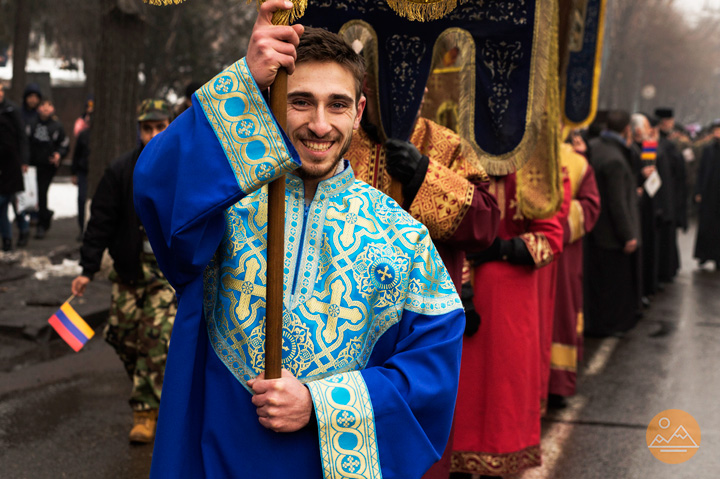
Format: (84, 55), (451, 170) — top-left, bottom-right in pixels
(303, 140), (332, 152)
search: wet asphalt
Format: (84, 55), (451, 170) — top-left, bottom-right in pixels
(0, 222), (718, 478)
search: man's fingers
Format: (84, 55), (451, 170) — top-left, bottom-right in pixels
(257, 0), (294, 27)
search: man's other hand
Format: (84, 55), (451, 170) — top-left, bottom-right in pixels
(623, 238), (638, 254)
(246, 0), (305, 91)
(385, 139), (423, 183)
(71, 275), (91, 297)
(248, 369), (313, 433)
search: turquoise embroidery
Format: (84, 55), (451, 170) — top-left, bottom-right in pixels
(195, 57), (299, 194)
(203, 167), (461, 391)
(308, 371), (382, 479)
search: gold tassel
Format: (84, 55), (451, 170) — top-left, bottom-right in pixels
(255, 0), (308, 25)
(385, 0), (465, 22)
(143, 0), (186, 5)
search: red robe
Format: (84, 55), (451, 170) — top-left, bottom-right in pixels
(452, 173), (563, 476)
(549, 148), (601, 397)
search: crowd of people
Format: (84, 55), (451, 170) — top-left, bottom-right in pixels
(2, 5), (720, 477)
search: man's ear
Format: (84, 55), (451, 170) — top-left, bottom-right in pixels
(354, 94), (367, 130)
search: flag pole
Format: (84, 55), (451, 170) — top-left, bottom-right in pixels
(265, 68), (286, 380)
(264, 5), (297, 380)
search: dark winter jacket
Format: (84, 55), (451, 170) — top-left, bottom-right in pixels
(72, 127), (91, 175)
(80, 146), (145, 284)
(21, 83), (41, 126)
(0, 112), (25, 195)
(588, 134), (641, 250)
(26, 116), (69, 168)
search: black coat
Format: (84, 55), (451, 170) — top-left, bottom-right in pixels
(80, 146), (145, 284)
(694, 140), (720, 262)
(588, 135), (640, 250)
(0, 99), (26, 195)
(26, 116), (69, 168)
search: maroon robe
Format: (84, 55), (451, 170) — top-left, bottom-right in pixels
(549, 148), (601, 397)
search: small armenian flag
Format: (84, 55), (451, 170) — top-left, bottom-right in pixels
(641, 140), (658, 163)
(48, 298), (94, 352)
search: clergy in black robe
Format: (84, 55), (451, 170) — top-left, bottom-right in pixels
(654, 108), (687, 282)
(631, 113), (660, 296)
(585, 111), (641, 337)
(694, 122), (720, 266)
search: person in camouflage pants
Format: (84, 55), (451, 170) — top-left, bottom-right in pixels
(71, 99), (175, 443)
(105, 260), (176, 412)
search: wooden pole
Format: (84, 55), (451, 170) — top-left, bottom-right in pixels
(265, 67), (288, 380)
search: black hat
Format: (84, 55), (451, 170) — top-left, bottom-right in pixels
(654, 107), (674, 119)
(710, 119), (720, 130)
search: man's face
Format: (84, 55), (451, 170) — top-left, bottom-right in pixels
(713, 127), (720, 140)
(0, 85), (5, 103)
(286, 61), (365, 182)
(659, 117), (675, 133)
(37, 102), (54, 119)
(139, 119), (170, 146)
(26, 93), (40, 109)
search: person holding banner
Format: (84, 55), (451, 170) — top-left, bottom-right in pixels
(133, 2), (464, 478)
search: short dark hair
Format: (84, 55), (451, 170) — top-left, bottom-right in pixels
(606, 110), (630, 134)
(296, 27), (366, 102)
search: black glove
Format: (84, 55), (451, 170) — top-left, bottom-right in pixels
(461, 282), (481, 337)
(384, 139), (430, 204)
(384, 139), (424, 182)
(467, 237), (535, 266)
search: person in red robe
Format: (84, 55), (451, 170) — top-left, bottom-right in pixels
(451, 172), (563, 478)
(548, 144), (601, 406)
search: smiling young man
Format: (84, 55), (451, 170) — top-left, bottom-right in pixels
(133, 1), (464, 478)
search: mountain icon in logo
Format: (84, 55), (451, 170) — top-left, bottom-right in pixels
(648, 425), (699, 450)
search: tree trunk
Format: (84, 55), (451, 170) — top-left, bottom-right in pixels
(89, 0), (145, 197)
(10, 0), (32, 102)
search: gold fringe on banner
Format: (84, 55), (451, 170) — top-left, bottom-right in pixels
(516, 0), (562, 219)
(256, 0), (308, 24)
(143, 0), (186, 5)
(385, 0), (466, 22)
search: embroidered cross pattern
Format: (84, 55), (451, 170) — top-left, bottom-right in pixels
(306, 280), (363, 344)
(377, 265), (393, 283)
(222, 258), (266, 324)
(338, 410), (356, 427)
(342, 456), (361, 473)
(215, 76), (232, 94)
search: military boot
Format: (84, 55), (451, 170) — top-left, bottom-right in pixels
(129, 409), (159, 444)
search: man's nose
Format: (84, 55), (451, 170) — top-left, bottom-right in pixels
(308, 107), (332, 137)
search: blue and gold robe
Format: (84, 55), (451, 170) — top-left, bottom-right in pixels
(134, 58), (464, 479)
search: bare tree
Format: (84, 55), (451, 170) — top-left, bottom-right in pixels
(88, 0), (146, 196)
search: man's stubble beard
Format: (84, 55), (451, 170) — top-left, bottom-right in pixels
(297, 130), (354, 181)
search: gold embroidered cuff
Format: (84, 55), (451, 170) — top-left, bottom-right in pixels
(520, 232), (553, 268)
(568, 199), (586, 243)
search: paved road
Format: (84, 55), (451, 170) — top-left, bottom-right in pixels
(0, 223), (717, 478)
(520, 225), (720, 479)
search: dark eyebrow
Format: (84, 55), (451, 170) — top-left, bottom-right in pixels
(287, 91), (314, 100)
(329, 94), (354, 104)
(287, 91), (354, 104)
